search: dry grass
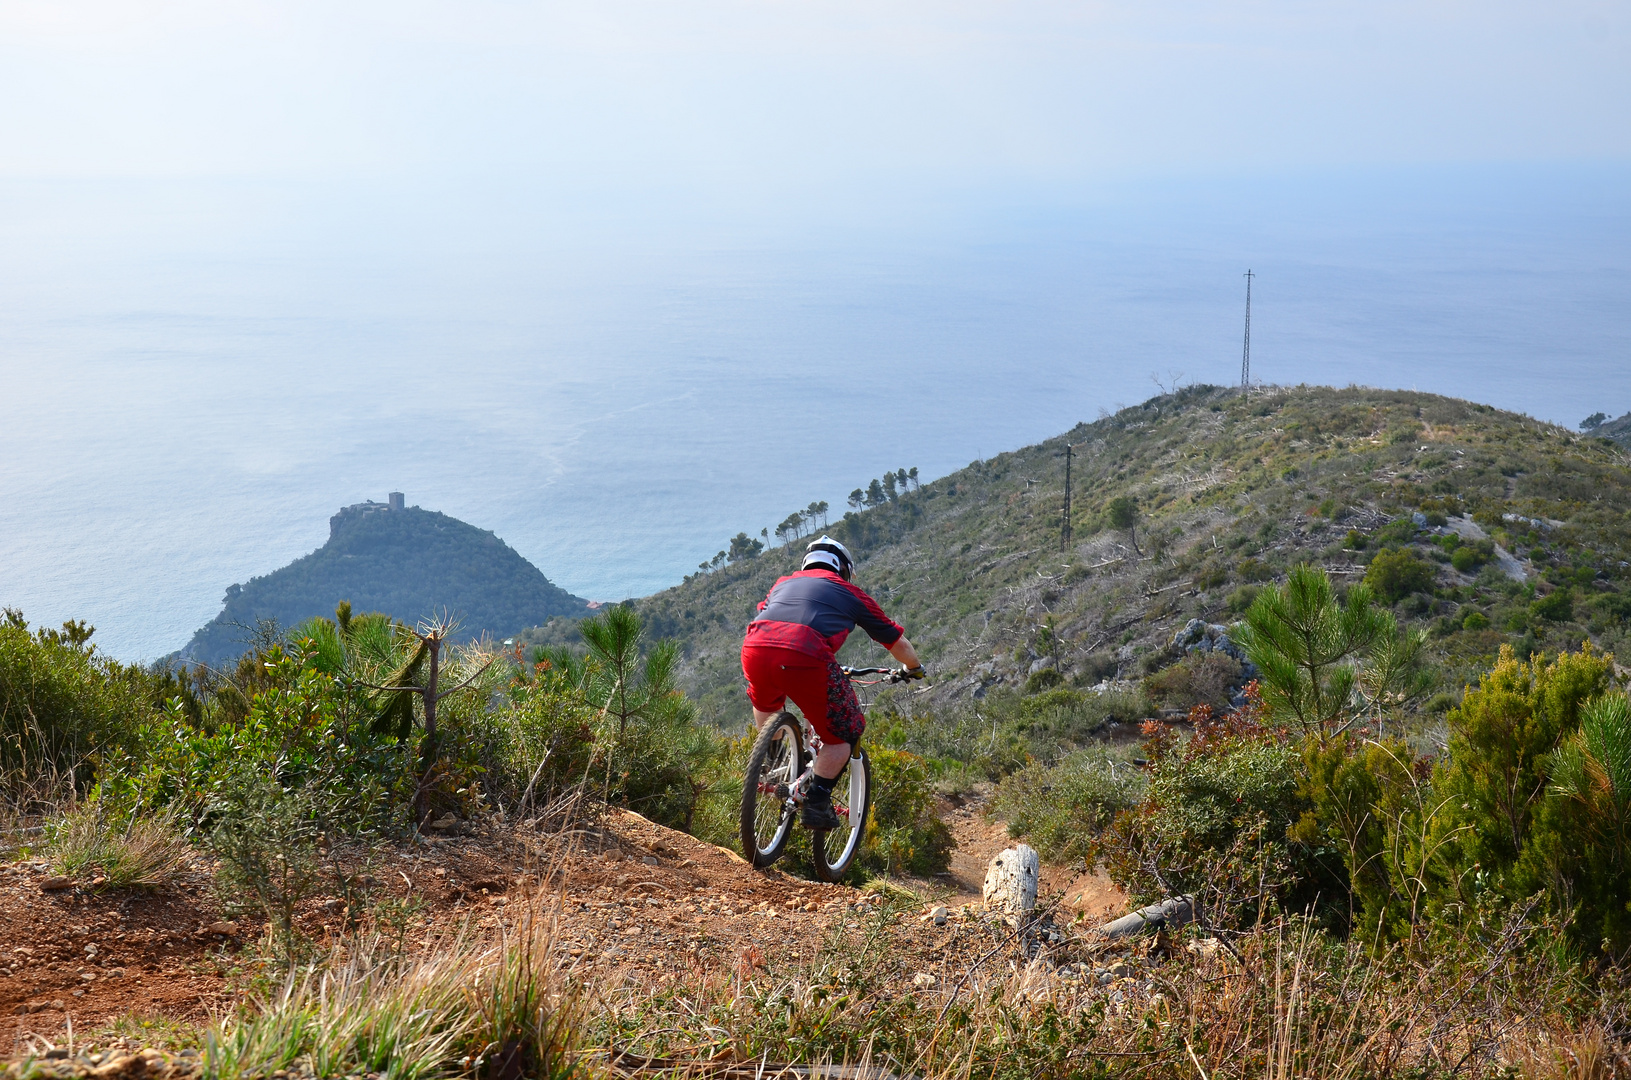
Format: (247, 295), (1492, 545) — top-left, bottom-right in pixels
(205, 904), (584, 1080)
(0, 767), (76, 860)
(46, 802), (189, 890)
(578, 903), (1626, 1080)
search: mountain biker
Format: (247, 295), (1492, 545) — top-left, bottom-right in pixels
(741, 535), (924, 829)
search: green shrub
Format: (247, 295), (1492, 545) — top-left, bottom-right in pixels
(860, 708), (1028, 783)
(1365, 549), (1436, 603)
(1531, 588), (1574, 623)
(205, 770), (324, 964)
(1423, 690), (1458, 713)
(113, 647), (415, 830)
(1461, 610), (1490, 631)
(1143, 652), (1243, 711)
(992, 750), (1142, 863)
(1076, 651), (1118, 684)
(1007, 686), (1149, 759)
(1344, 530), (1367, 551)
(1226, 585), (1261, 615)
(1100, 721), (1305, 914)
(1237, 557), (1272, 582)
(1450, 540), (1494, 572)
(1194, 564), (1228, 590)
(1591, 591), (1631, 626)
(862, 747), (953, 877)
(503, 680), (596, 812)
(1022, 667), (1064, 694)
(1428, 645), (1614, 938)
(0, 611), (161, 779)
(1288, 734), (1418, 935)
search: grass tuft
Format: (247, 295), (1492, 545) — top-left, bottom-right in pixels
(204, 904), (583, 1080)
(47, 803), (189, 890)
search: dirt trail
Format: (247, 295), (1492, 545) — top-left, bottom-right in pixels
(940, 792), (1126, 924)
(5, 801), (1129, 1048)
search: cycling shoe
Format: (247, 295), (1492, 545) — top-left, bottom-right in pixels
(801, 788), (842, 830)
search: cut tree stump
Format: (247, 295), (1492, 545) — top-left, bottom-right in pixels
(983, 845), (1039, 923)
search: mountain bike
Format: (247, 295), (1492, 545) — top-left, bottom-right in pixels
(739, 666), (912, 882)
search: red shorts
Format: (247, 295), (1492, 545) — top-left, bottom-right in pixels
(740, 644), (867, 746)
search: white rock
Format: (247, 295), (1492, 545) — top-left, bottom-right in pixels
(912, 972), (937, 988)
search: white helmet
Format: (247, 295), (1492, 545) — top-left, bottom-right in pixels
(802, 535), (855, 580)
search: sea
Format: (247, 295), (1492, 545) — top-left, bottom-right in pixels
(2, 163), (1628, 662)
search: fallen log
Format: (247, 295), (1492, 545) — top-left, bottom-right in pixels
(610, 1049), (909, 1080)
(1095, 895), (1197, 939)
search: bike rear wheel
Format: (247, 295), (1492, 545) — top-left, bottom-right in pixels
(812, 747), (871, 882)
(741, 713), (804, 867)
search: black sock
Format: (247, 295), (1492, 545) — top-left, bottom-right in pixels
(811, 773), (837, 795)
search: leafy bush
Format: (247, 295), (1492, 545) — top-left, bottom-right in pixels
(1237, 557), (1272, 582)
(1450, 540), (1494, 572)
(860, 707), (1020, 789)
(1022, 667), (1064, 694)
(1076, 651), (1118, 684)
(862, 747), (953, 877)
(205, 771), (324, 964)
(1365, 549), (1436, 603)
(1007, 686), (1149, 759)
(992, 750), (1142, 863)
(503, 678), (596, 814)
(1225, 584), (1260, 615)
(112, 646), (416, 830)
(1428, 645), (1614, 938)
(1375, 519), (1418, 546)
(0, 611), (162, 779)
(1100, 715), (1305, 914)
(1531, 587), (1574, 623)
(1143, 651), (1243, 711)
(1288, 733), (1419, 935)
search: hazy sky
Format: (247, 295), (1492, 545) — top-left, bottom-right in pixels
(3, 1), (1628, 659)
(3, 1), (1626, 193)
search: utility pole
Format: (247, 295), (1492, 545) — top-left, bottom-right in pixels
(1241, 269), (1254, 395)
(1061, 443), (1073, 549)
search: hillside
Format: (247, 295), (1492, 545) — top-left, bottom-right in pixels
(183, 498), (587, 665)
(525, 384), (1631, 729)
(1593, 409), (1631, 448)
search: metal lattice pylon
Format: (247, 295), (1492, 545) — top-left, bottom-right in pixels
(1241, 269), (1254, 394)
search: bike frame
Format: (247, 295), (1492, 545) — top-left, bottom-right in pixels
(754, 666), (902, 814)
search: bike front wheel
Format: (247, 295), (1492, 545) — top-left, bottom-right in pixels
(741, 713), (804, 868)
(812, 747), (871, 882)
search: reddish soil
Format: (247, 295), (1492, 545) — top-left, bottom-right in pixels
(940, 790), (1127, 923)
(4, 801), (1131, 1053)
(1, 859), (235, 1040)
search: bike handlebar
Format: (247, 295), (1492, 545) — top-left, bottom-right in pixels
(841, 665), (918, 683)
